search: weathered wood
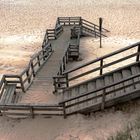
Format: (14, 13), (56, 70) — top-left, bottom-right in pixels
(64, 42), (140, 75)
(68, 52), (139, 82)
(136, 45), (140, 61)
(100, 59), (103, 75)
(1, 84), (16, 104)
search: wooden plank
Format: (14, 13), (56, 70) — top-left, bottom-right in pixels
(131, 65), (140, 89)
(95, 78), (104, 103)
(113, 72), (124, 97)
(1, 84), (16, 104)
(122, 69), (134, 92)
(104, 75), (114, 99)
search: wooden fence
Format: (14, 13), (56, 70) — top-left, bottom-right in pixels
(0, 43), (53, 94)
(0, 103), (63, 118)
(54, 42), (140, 92)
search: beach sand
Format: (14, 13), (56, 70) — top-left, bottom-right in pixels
(0, 0), (140, 139)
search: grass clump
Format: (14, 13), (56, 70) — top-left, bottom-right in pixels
(108, 116), (140, 140)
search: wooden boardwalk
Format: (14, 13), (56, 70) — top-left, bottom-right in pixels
(0, 17), (112, 118)
(19, 27), (72, 104)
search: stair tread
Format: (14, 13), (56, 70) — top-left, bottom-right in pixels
(104, 75), (114, 99)
(122, 69), (134, 92)
(96, 78), (104, 89)
(113, 72), (124, 97)
(131, 65), (140, 89)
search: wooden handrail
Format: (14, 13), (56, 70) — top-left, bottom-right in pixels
(59, 72), (140, 104)
(68, 52), (140, 81)
(82, 19), (110, 32)
(63, 42), (140, 75)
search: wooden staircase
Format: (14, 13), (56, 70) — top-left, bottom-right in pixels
(55, 42), (140, 117)
(59, 62), (140, 115)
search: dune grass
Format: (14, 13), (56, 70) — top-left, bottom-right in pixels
(108, 116), (140, 140)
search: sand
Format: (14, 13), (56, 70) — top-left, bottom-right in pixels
(0, 0), (140, 139)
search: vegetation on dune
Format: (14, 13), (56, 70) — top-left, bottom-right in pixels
(108, 116), (140, 140)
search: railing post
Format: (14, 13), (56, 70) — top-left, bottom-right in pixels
(79, 17), (82, 26)
(66, 73), (69, 88)
(63, 57), (66, 71)
(136, 45), (140, 62)
(0, 111), (2, 116)
(60, 65), (63, 75)
(101, 89), (106, 110)
(31, 62), (35, 77)
(62, 103), (67, 119)
(58, 17), (60, 25)
(66, 51), (68, 64)
(94, 25), (96, 38)
(53, 77), (57, 93)
(49, 43), (53, 52)
(100, 59), (103, 75)
(99, 17), (103, 48)
(43, 48), (46, 61)
(26, 70), (31, 83)
(69, 17), (70, 25)
(19, 76), (25, 92)
(30, 107), (34, 118)
(37, 56), (41, 67)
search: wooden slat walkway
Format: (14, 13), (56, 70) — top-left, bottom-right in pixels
(19, 26), (72, 104)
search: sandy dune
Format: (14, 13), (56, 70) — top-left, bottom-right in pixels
(0, 0), (140, 140)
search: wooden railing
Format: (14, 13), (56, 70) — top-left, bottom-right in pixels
(0, 43), (53, 97)
(0, 103), (63, 117)
(81, 19), (109, 33)
(58, 17), (109, 37)
(46, 26), (63, 39)
(54, 42), (140, 92)
(59, 71), (140, 117)
(58, 17), (82, 26)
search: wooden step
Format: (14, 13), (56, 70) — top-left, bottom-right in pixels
(113, 72), (124, 97)
(104, 75), (114, 99)
(87, 81), (96, 104)
(79, 84), (88, 108)
(95, 78), (104, 103)
(122, 69), (134, 93)
(131, 65), (140, 89)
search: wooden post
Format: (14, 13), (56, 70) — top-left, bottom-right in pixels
(58, 17), (60, 25)
(63, 103), (67, 119)
(60, 65), (63, 75)
(99, 17), (103, 48)
(31, 62), (35, 77)
(49, 43), (53, 52)
(136, 45), (140, 62)
(0, 111), (2, 116)
(94, 25), (96, 38)
(66, 74), (69, 88)
(101, 89), (106, 110)
(30, 107), (34, 118)
(42, 49), (46, 61)
(100, 59), (103, 75)
(79, 17), (82, 26)
(26, 70), (31, 83)
(63, 57), (65, 71)
(66, 51), (68, 64)
(69, 17), (70, 25)
(37, 55), (40, 67)
(20, 77), (25, 92)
